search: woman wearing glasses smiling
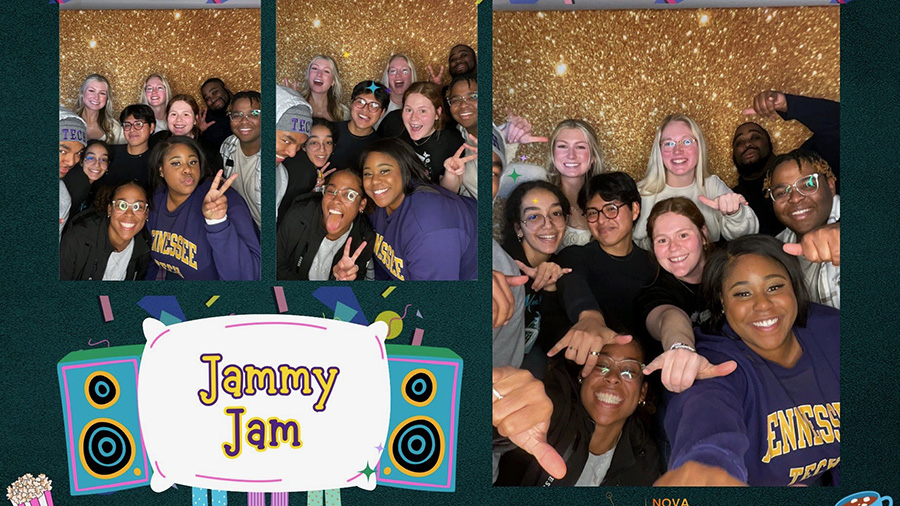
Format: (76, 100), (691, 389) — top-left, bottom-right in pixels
(493, 340), (662, 486)
(277, 168), (374, 281)
(634, 114), (758, 249)
(501, 181), (572, 361)
(60, 181), (151, 281)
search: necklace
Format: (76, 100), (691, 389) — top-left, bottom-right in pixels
(413, 131), (435, 147)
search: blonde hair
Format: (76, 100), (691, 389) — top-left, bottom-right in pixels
(545, 119), (605, 187)
(638, 114), (710, 197)
(382, 54), (418, 92)
(299, 55), (349, 121)
(139, 74), (172, 109)
(74, 74), (118, 141)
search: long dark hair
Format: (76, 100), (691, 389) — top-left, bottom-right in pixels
(700, 234), (810, 334)
(147, 136), (210, 194)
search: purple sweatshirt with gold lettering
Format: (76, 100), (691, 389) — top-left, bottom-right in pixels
(146, 179), (260, 280)
(666, 303), (839, 486)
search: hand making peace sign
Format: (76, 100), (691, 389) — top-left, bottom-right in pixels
(203, 170), (238, 221)
(332, 237), (368, 281)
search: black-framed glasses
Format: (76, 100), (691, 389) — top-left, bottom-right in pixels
(520, 210), (566, 231)
(323, 188), (361, 203)
(590, 355), (645, 382)
(111, 200), (149, 214)
(448, 93), (478, 108)
(660, 138), (697, 152)
(352, 97), (383, 113)
(227, 110), (261, 121)
(584, 203), (622, 222)
(766, 173), (823, 203)
(84, 154), (109, 166)
(122, 121), (146, 130)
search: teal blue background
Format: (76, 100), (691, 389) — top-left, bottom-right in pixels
(0, 0), (894, 505)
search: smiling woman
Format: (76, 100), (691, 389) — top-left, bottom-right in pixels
(660, 234), (840, 486)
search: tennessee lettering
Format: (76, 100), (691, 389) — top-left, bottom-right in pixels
(761, 402), (840, 465)
(373, 233), (405, 280)
(787, 457), (840, 485)
(151, 230), (199, 270)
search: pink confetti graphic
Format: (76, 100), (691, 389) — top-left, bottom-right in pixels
(412, 328), (424, 346)
(87, 338), (110, 348)
(99, 296), (113, 322)
(273, 286), (288, 313)
(400, 304), (412, 319)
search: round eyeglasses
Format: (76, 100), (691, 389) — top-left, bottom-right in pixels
(584, 203), (622, 222)
(111, 200), (149, 214)
(766, 173), (823, 203)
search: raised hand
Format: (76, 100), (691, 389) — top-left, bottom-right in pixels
(643, 348), (738, 393)
(504, 109), (549, 144)
(315, 162), (336, 191)
(493, 271), (528, 328)
(548, 311), (632, 377)
(444, 143), (478, 178)
(741, 90), (788, 120)
(698, 193), (748, 216)
(333, 237), (367, 281)
(427, 65), (445, 86)
(198, 109), (215, 133)
(492, 367), (567, 480)
(783, 222), (840, 266)
(203, 170), (238, 221)
(515, 260), (571, 292)
(282, 77), (300, 91)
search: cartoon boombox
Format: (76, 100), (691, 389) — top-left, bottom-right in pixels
(377, 344), (463, 492)
(57, 320), (462, 496)
(57, 345), (150, 495)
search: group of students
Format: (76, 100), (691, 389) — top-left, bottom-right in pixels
(491, 90), (841, 486)
(59, 73), (262, 280)
(275, 46), (479, 281)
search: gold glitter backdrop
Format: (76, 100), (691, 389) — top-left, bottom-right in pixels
(60, 9), (260, 116)
(276, 0), (476, 102)
(493, 7), (840, 187)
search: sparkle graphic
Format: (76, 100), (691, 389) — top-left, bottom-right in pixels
(508, 169), (521, 182)
(366, 82), (380, 94)
(359, 462), (376, 480)
(520, 154), (527, 162)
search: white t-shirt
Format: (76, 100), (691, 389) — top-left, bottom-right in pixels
(103, 239), (135, 281)
(574, 446), (616, 486)
(308, 227), (352, 281)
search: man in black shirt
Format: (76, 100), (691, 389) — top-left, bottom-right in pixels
(199, 78), (234, 151)
(100, 104), (156, 188)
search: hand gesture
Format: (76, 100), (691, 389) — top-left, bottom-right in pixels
(698, 193), (747, 216)
(515, 260), (571, 292)
(492, 367), (567, 480)
(493, 270), (528, 328)
(643, 348), (738, 393)
(444, 143), (477, 178)
(783, 222), (840, 266)
(315, 162), (336, 191)
(198, 109), (215, 133)
(427, 65), (445, 86)
(504, 109), (549, 144)
(282, 77), (300, 91)
(333, 237), (367, 281)
(548, 311), (632, 377)
(203, 170), (237, 221)
(741, 90), (788, 120)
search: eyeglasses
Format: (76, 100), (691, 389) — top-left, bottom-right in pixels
(84, 154), (109, 166)
(520, 210), (566, 231)
(584, 203), (623, 222)
(111, 200), (149, 214)
(352, 97), (383, 113)
(590, 355), (645, 382)
(122, 121), (147, 130)
(448, 92), (478, 108)
(227, 110), (261, 121)
(323, 188), (361, 203)
(660, 138), (697, 152)
(766, 173), (823, 203)
(388, 68), (411, 76)
(306, 140), (334, 150)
